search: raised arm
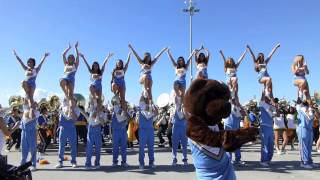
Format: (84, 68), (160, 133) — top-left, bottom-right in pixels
(62, 43), (72, 65)
(246, 45), (256, 63)
(236, 49), (247, 68)
(151, 47), (168, 66)
(79, 53), (92, 73)
(219, 50), (227, 62)
(185, 49), (196, 69)
(265, 43), (280, 64)
(74, 41), (80, 68)
(101, 52), (114, 74)
(13, 50), (28, 70)
(36, 52), (50, 73)
(124, 52), (131, 73)
(128, 44), (143, 64)
(167, 49), (177, 68)
(203, 48), (210, 61)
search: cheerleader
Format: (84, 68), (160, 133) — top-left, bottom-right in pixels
(247, 43), (280, 99)
(170, 104), (188, 166)
(286, 106), (297, 150)
(273, 109), (288, 155)
(13, 50), (49, 107)
(223, 99), (245, 165)
(128, 44), (167, 104)
(259, 91), (276, 167)
(167, 49), (195, 107)
(111, 99), (129, 167)
(111, 52), (131, 113)
(55, 99), (80, 168)
(60, 42), (80, 108)
(292, 55), (312, 105)
(137, 99), (158, 169)
(194, 45), (210, 80)
(80, 52), (113, 113)
(20, 100), (40, 171)
(81, 99), (104, 169)
(219, 48), (247, 106)
(296, 101), (317, 169)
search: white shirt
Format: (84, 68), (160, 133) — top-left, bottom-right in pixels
(273, 116), (286, 129)
(286, 114), (296, 129)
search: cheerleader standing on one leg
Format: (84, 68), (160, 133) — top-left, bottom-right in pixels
(170, 104), (188, 166)
(259, 92), (276, 167)
(60, 42), (80, 109)
(81, 99), (104, 170)
(292, 55), (312, 105)
(55, 99), (80, 169)
(223, 99), (245, 165)
(219, 48), (247, 106)
(111, 52), (131, 114)
(247, 43), (280, 99)
(167, 48), (195, 108)
(296, 101), (318, 169)
(20, 100), (40, 171)
(137, 99), (158, 169)
(111, 100), (129, 167)
(129, 44), (167, 104)
(13, 50), (49, 107)
(79, 52), (113, 114)
(194, 45), (210, 80)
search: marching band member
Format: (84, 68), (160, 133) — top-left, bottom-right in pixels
(137, 98), (158, 169)
(55, 99), (80, 169)
(13, 50), (49, 107)
(6, 107), (22, 152)
(247, 43), (280, 99)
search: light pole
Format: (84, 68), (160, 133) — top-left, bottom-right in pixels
(183, 0), (199, 81)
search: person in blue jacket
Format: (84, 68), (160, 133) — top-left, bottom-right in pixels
(111, 100), (129, 167)
(170, 104), (188, 166)
(138, 99), (158, 169)
(259, 91), (276, 167)
(20, 100), (40, 171)
(296, 100), (318, 169)
(223, 99), (246, 165)
(55, 99), (80, 169)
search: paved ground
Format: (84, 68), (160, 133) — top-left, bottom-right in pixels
(2, 142), (320, 180)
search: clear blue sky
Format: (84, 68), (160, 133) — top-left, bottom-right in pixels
(0, 0), (320, 106)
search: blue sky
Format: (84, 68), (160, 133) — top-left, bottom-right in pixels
(0, 0), (320, 106)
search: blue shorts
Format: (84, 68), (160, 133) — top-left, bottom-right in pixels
(140, 72), (152, 81)
(25, 78), (36, 89)
(91, 79), (102, 92)
(225, 75), (236, 84)
(174, 78), (186, 89)
(61, 74), (75, 86)
(257, 71), (269, 82)
(196, 69), (208, 79)
(113, 77), (126, 90)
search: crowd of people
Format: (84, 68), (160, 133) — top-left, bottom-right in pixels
(0, 42), (319, 180)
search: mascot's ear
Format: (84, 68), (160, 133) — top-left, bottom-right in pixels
(206, 99), (231, 119)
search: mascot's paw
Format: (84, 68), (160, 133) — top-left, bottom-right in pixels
(222, 127), (259, 152)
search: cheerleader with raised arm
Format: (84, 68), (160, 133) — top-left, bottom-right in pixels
(79, 52), (113, 113)
(13, 50), (49, 107)
(167, 48), (195, 107)
(128, 44), (167, 104)
(292, 55), (312, 105)
(247, 43), (280, 99)
(219, 48), (247, 106)
(194, 45), (210, 80)
(111, 52), (131, 114)
(60, 42), (80, 109)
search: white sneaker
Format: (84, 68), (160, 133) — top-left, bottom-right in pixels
(71, 163), (77, 168)
(300, 163), (313, 169)
(260, 162), (269, 167)
(29, 166), (37, 171)
(234, 160), (246, 166)
(55, 163), (63, 169)
(277, 149), (284, 155)
(317, 149), (320, 153)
